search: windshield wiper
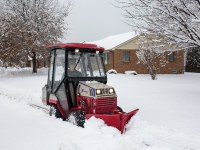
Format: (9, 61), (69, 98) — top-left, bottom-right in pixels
(73, 50), (85, 72)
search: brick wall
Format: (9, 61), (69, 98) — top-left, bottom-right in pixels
(159, 50), (184, 74)
(36, 60), (49, 68)
(25, 60), (49, 68)
(104, 49), (184, 74)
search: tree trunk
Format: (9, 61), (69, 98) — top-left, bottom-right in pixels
(151, 74), (156, 80)
(32, 52), (37, 73)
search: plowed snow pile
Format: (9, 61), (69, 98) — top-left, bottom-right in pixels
(0, 67), (48, 77)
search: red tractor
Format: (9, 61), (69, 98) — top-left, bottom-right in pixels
(42, 43), (139, 133)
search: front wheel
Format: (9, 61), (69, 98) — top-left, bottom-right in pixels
(49, 104), (62, 118)
(68, 110), (86, 127)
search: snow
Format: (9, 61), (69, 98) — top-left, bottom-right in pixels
(88, 32), (138, 50)
(107, 69), (117, 74)
(124, 71), (137, 75)
(86, 81), (98, 84)
(0, 68), (200, 150)
(0, 67), (48, 77)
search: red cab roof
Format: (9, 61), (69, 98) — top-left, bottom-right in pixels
(46, 43), (104, 50)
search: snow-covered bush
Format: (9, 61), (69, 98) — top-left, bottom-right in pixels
(36, 67), (48, 74)
(107, 69), (117, 74)
(136, 34), (169, 80)
(124, 71), (137, 75)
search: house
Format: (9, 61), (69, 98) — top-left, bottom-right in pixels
(89, 32), (185, 74)
(25, 59), (49, 68)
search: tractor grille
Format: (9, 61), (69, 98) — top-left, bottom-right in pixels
(101, 88), (109, 95)
(97, 97), (117, 106)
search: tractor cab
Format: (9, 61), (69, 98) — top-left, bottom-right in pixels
(42, 43), (139, 133)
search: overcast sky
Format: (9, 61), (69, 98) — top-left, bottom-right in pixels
(63, 0), (132, 43)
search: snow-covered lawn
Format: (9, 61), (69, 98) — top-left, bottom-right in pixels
(0, 68), (200, 150)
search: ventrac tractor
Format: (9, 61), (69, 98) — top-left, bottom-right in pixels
(42, 43), (139, 133)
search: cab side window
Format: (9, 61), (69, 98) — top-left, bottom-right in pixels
(53, 49), (65, 92)
(47, 51), (54, 90)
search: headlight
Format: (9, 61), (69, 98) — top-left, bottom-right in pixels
(96, 89), (101, 95)
(75, 48), (79, 53)
(109, 88), (114, 94)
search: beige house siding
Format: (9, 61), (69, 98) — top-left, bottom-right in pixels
(115, 36), (140, 50)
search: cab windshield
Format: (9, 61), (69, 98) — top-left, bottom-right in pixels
(68, 51), (106, 77)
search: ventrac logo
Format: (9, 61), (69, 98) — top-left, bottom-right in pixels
(81, 89), (88, 94)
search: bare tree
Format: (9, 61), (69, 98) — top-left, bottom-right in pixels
(0, 14), (28, 68)
(0, 0), (72, 72)
(115, 0), (200, 48)
(136, 33), (169, 80)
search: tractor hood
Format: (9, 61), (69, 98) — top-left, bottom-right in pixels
(78, 81), (117, 98)
(84, 81), (113, 89)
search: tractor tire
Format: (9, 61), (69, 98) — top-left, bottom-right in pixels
(68, 110), (86, 128)
(49, 104), (62, 118)
(117, 106), (124, 113)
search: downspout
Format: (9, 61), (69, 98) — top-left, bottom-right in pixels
(110, 50), (114, 69)
(113, 51), (114, 69)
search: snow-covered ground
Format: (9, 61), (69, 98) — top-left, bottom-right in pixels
(0, 68), (200, 150)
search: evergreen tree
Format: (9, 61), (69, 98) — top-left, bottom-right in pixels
(185, 47), (200, 73)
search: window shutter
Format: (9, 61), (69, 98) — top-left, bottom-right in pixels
(171, 52), (174, 61)
(123, 52), (125, 61)
(107, 53), (110, 64)
(127, 52), (130, 61)
(105, 53), (107, 64)
(103, 53), (105, 64)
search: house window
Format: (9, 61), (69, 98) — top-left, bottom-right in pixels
(123, 52), (130, 62)
(21, 63), (25, 68)
(147, 52), (150, 59)
(168, 52), (174, 61)
(103, 52), (110, 65)
(44, 60), (48, 68)
(38, 61), (41, 68)
(26, 61), (31, 67)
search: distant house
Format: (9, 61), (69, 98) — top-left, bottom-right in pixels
(25, 59), (49, 68)
(89, 32), (185, 74)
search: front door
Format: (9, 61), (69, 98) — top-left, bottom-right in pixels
(52, 49), (70, 117)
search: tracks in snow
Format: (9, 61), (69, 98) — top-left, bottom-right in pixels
(0, 92), (50, 114)
(149, 125), (200, 150)
(29, 104), (49, 114)
(1, 92), (200, 150)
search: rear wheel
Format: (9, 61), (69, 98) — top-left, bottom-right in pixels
(68, 110), (86, 127)
(49, 104), (62, 118)
(117, 106), (124, 113)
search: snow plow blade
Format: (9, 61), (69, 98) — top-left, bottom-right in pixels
(86, 109), (139, 133)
